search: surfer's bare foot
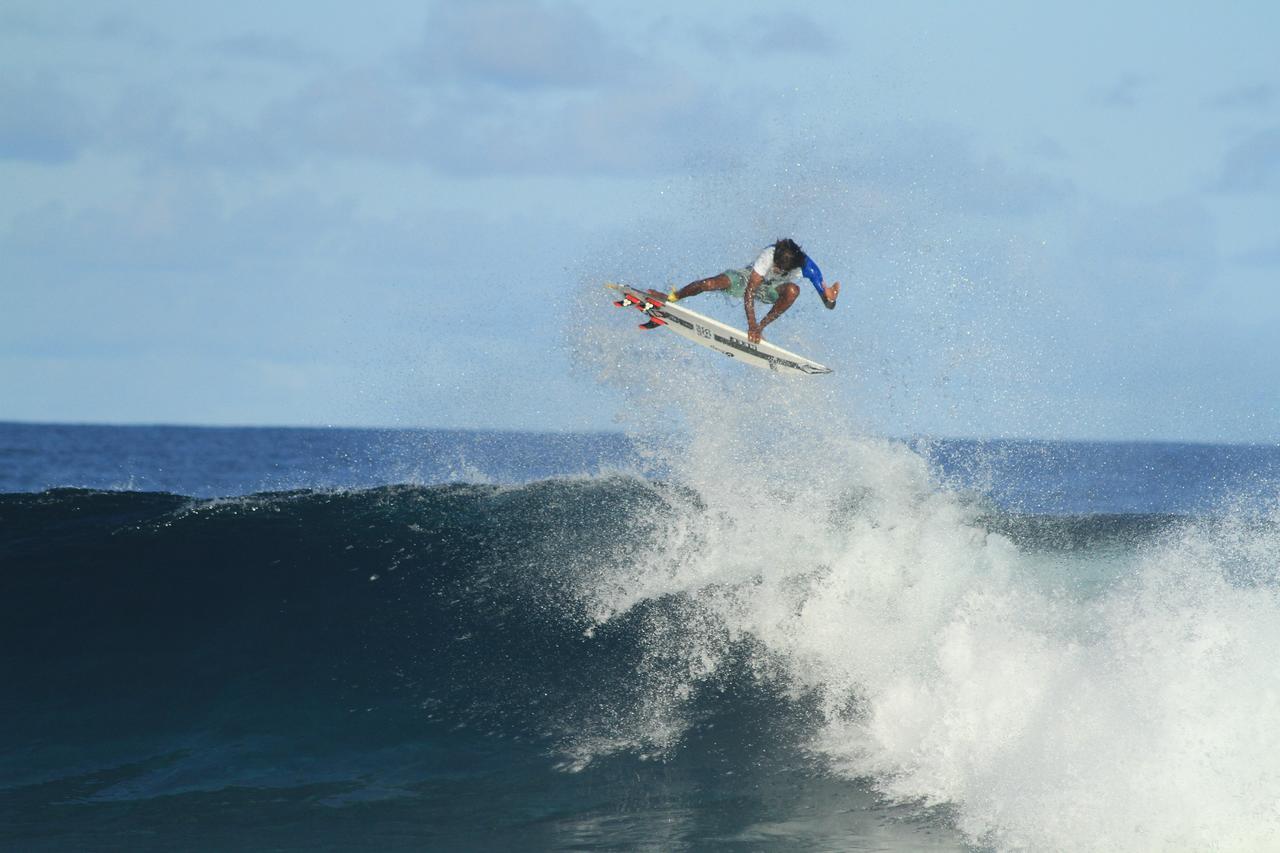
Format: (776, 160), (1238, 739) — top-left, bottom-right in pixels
(747, 326), (763, 344)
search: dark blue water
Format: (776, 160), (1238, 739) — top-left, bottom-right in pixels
(0, 422), (633, 498)
(918, 436), (1280, 515)
(3, 421), (1278, 513)
(3, 423), (1279, 851)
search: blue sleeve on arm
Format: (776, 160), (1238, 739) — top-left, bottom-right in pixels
(802, 257), (824, 297)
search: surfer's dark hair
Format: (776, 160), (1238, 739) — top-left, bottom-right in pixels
(774, 238), (805, 271)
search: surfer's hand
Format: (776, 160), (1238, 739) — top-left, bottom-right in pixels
(823, 282), (840, 309)
(747, 325), (763, 344)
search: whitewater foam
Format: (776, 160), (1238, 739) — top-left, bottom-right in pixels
(571, 373), (1280, 850)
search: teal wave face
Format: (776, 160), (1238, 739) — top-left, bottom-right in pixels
(5, 480), (1279, 851)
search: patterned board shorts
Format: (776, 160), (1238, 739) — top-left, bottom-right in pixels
(722, 268), (783, 303)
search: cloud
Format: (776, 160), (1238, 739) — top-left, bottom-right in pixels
(2, 169), (578, 297)
(0, 3), (1068, 192)
(692, 10), (839, 55)
(419, 72), (743, 177)
(257, 70), (426, 163)
(1098, 73), (1145, 109)
(90, 14), (169, 51)
(93, 70), (427, 170)
(1215, 126), (1280, 193)
(0, 8), (63, 38)
(1204, 82), (1275, 111)
(1026, 134), (1068, 161)
(1020, 194), (1235, 440)
(0, 178), (475, 369)
(1062, 196), (1216, 317)
(839, 122), (1073, 217)
(739, 11), (840, 52)
(6, 3), (723, 180)
(407, 0), (634, 90)
(0, 74), (93, 163)
(1233, 241), (1280, 267)
(5, 182), (354, 274)
(0, 4), (780, 179)
(0, 9), (167, 49)
(208, 33), (333, 68)
(94, 58), (743, 179)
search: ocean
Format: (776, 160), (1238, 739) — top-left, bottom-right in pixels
(3, 415), (1280, 851)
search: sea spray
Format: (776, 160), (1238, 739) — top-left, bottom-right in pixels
(570, 372), (1280, 850)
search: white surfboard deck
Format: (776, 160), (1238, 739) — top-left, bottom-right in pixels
(607, 283), (832, 376)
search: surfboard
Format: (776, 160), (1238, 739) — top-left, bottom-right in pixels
(607, 283), (832, 376)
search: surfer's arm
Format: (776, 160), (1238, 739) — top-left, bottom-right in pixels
(803, 257), (840, 309)
(744, 270), (763, 341)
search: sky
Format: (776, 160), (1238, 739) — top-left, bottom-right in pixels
(2, 0), (1279, 442)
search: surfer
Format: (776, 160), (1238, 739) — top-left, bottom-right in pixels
(660, 238), (840, 343)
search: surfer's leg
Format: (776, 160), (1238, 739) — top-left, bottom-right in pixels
(674, 273), (732, 300)
(759, 282), (800, 330)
